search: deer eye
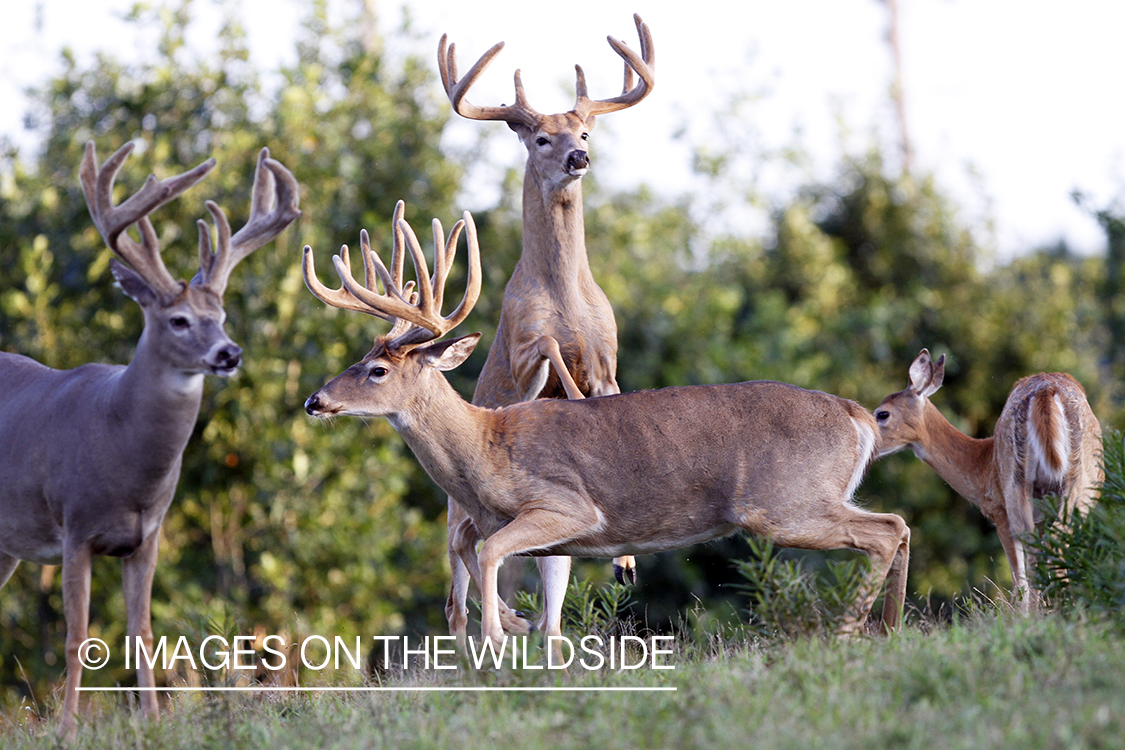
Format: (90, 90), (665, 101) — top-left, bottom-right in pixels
(536, 136), (549, 146)
(369, 366), (388, 380)
(169, 315), (190, 331)
(581, 132), (589, 141)
(876, 410), (890, 422)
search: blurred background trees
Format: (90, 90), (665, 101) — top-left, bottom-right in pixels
(1, 0), (1122, 710)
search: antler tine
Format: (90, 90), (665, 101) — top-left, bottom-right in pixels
(302, 242), (394, 317)
(80, 140), (215, 300)
(197, 147), (301, 297)
(438, 33), (540, 128)
(436, 211), (481, 334)
(303, 204), (481, 350)
(573, 13), (656, 120)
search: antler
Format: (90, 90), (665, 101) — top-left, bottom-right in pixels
(195, 147), (302, 297)
(439, 14), (654, 127)
(79, 141), (215, 301)
(573, 13), (656, 120)
(437, 34), (541, 129)
(302, 201), (482, 351)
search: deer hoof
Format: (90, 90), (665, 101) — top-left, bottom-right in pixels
(500, 608), (535, 635)
(614, 562), (637, 586)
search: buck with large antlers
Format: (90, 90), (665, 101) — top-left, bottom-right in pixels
(0, 142), (299, 737)
(875, 349), (1102, 611)
(437, 12), (656, 642)
(302, 204), (911, 647)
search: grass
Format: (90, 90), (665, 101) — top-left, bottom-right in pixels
(2, 608), (1123, 750)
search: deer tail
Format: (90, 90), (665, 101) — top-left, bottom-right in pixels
(1027, 388), (1070, 484)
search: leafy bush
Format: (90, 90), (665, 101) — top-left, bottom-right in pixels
(513, 575), (635, 637)
(733, 535), (870, 639)
(1030, 429), (1125, 618)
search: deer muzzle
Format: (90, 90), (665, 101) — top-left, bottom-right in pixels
(305, 393), (331, 417)
(566, 150), (590, 174)
(207, 343), (243, 376)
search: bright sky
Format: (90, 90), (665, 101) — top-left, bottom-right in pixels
(3, 0), (1123, 259)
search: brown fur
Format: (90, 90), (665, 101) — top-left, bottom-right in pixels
(0, 143), (298, 738)
(438, 16), (656, 641)
(875, 350), (1102, 611)
(306, 337), (912, 644)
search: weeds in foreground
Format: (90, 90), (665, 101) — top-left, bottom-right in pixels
(512, 575), (635, 637)
(1029, 429), (1125, 622)
(732, 535), (869, 639)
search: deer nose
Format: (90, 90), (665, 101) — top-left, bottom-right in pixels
(212, 344), (242, 371)
(305, 394), (322, 416)
(566, 150), (589, 172)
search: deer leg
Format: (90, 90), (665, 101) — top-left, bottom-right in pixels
(535, 555), (571, 639)
(448, 505), (533, 637)
(59, 541), (93, 740)
(122, 530), (161, 720)
(445, 498), (473, 642)
(837, 511), (910, 634)
(477, 506), (597, 646)
(767, 508), (910, 635)
(1003, 484), (1036, 613)
(535, 336), (584, 400)
(878, 518), (911, 633)
(988, 508), (1024, 609)
(0, 553), (19, 589)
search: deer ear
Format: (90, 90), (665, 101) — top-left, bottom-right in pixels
(907, 349), (945, 398)
(110, 258), (159, 307)
(421, 333), (481, 372)
(924, 354), (946, 397)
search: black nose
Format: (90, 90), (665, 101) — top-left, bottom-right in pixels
(214, 344), (242, 370)
(566, 150), (589, 171)
(305, 395), (322, 416)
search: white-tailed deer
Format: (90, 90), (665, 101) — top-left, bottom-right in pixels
(0, 142), (299, 737)
(437, 13), (656, 642)
(874, 349), (1102, 611)
(302, 204), (911, 647)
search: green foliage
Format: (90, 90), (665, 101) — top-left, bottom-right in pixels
(513, 575), (634, 637)
(0, 0), (467, 710)
(732, 536), (869, 640)
(1030, 430), (1125, 618)
(2, 611), (1123, 749)
(3, 0), (1125, 728)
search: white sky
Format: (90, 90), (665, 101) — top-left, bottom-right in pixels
(2, 0), (1123, 258)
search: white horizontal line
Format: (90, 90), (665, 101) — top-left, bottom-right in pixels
(79, 686), (675, 693)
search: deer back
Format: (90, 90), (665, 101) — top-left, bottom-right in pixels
(993, 372), (1103, 503)
(454, 381), (878, 552)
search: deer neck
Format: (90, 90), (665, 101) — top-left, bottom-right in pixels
(388, 374), (491, 502)
(916, 400), (996, 505)
(109, 330), (206, 465)
(518, 168), (592, 292)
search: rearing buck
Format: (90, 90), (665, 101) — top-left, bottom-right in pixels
(874, 349), (1102, 611)
(0, 142), (300, 737)
(302, 204), (911, 647)
(438, 12), (656, 641)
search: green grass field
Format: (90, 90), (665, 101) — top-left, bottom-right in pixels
(3, 609), (1122, 750)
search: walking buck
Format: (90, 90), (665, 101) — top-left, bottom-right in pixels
(302, 204), (912, 648)
(0, 142), (300, 737)
(437, 12), (656, 643)
(874, 349), (1102, 611)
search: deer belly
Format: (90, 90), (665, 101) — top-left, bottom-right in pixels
(552, 522), (738, 558)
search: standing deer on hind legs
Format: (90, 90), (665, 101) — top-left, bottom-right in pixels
(302, 204), (912, 648)
(874, 349), (1102, 612)
(0, 142), (300, 738)
(437, 12), (655, 644)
